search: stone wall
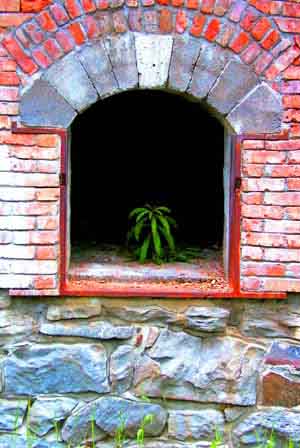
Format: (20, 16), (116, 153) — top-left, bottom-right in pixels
(0, 294), (300, 446)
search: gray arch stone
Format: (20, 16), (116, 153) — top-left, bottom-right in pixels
(19, 33), (282, 134)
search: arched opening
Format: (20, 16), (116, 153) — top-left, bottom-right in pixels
(68, 90), (232, 290)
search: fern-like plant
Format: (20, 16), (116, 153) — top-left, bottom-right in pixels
(127, 204), (176, 263)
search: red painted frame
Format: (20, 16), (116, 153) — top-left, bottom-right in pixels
(12, 123), (286, 299)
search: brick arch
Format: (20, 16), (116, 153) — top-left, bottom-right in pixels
(19, 32), (282, 133)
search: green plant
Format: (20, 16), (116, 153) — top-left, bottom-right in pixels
(127, 204), (176, 263)
(114, 412), (127, 448)
(210, 428), (223, 448)
(136, 414), (154, 447)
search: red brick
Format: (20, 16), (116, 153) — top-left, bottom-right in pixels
(55, 29), (75, 53)
(16, 27), (31, 48)
(265, 165), (300, 177)
(23, 20), (45, 44)
(290, 124), (300, 138)
(241, 41), (261, 64)
(289, 151), (300, 164)
(243, 178), (285, 191)
(287, 207), (300, 220)
(284, 109), (300, 122)
(95, 11), (113, 33)
(216, 23), (235, 47)
(265, 192), (300, 206)
(65, 0), (82, 18)
(43, 38), (63, 59)
(242, 245), (264, 260)
(242, 164), (264, 177)
(112, 10), (127, 32)
(68, 22), (86, 44)
(0, 72), (19, 86)
(283, 3), (300, 18)
(287, 264), (300, 277)
(34, 276), (56, 289)
(0, 0), (20, 12)
(242, 218), (264, 232)
(241, 277), (261, 291)
(282, 81), (300, 94)
(36, 246), (57, 260)
(284, 96), (300, 109)
(186, 0), (198, 8)
(243, 140), (265, 150)
(214, 0), (231, 16)
(32, 47), (52, 68)
(35, 134), (59, 147)
(0, 102), (19, 115)
(261, 30), (280, 50)
(204, 18), (220, 42)
(229, 31), (250, 54)
(242, 232), (287, 248)
(270, 1), (282, 15)
(263, 278), (300, 292)
(242, 192), (263, 204)
(128, 9), (142, 31)
(284, 66), (300, 80)
(0, 58), (17, 71)
(172, 0), (183, 6)
(242, 262), (286, 277)
(50, 3), (69, 25)
(83, 15), (100, 38)
(36, 10), (57, 32)
(30, 230), (58, 244)
(242, 204), (285, 219)
(82, 0), (96, 12)
(264, 248), (300, 262)
(190, 14), (206, 37)
(240, 9), (259, 32)
(175, 10), (187, 33)
(254, 52), (273, 75)
(126, 0), (138, 6)
(248, 0), (270, 13)
(37, 216), (58, 230)
(159, 8), (173, 33)
(201, 0), (215, 14)
(271, 38), (292, 58)
(97, 0), (109, 8)
(0, 86), (18, 101)
(265, 139), (300, 150)
(228, 0), (246, 22)
(275, 18), (300, 34)
(21, 0), (51, 12)
(264, 219), (300, 234)
(243, 150), (286, 164)
(36, 188), (59, 201)
(156, 0), (168, 5)
(251, 17), (271, 41)
(0, 116), (11, 129)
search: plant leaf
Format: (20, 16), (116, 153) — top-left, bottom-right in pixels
(134, 219), (146, 241)
(140, 235), (151, 262)
(151, 216), (162, 258)
(156, 206), (171, 214)
(136, 210), (149, 222)
(157, 216), (175, 252)
(129, 207), (147, 219)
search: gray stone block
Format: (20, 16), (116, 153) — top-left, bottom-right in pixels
(184, 306), (230, 332)
(189, 43), (230, 100)
(207, 59), (259, 115)
(168, 409), (225, 441)
(47, 299), (102, 321)
(168, 36), (201, 93)
(0, 399), (27, 431)
(20, 79), (77, 128)
(4, 343), (109, 394)
(78, 42), (119, 98)
(43, 53), (99, 112)
(29, 396), (79, 436)
(40, 320), (134, 339)
(104, 33), (138, 90)
(227, 83), (282, 134)
(110, 344), (136, 393)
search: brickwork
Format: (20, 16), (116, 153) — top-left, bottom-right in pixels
(0, 0), (299, 295)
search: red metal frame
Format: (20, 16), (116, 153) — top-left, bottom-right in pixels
(12, 122), (286, 299)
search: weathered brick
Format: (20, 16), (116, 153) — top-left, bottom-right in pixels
(190, 14), (206, 37)
(2, 35), (38, 74)
(242, 245), (264, 260)
(241, 277), (262, 291)
(82, 0), (96, 12)
(0, 172), (59, 187)
(242, 262), (286, 277)
(50, 3), (69, 25)
(264, 248), (300, 262)
(261, 30), (280, 50)
(36, 246), (57, 259)
(175, 10), (187, 33)
(201, 0), (215, 14)
(266, 139), (300, 150)
(228, 0), (246, 22)
(55, 29), (75, 53)
(242, 204), (285, 219)
(242, 218), (264, 232)
(264, 219), (300, 234)
(32, 48), (52, 68)
(251, 17), (271, 41)
(21, 0), (51, 12)
(0, 72), (19, 86)
(265, 165), (300, 177)
(34, 276), (56, 289)
(253, 52), (273, 75)
(37, 216), (58, 230)
(242, 232), (287, 248)
(265, 192), (300, 206)
(23, 20), (45, 44)
(43, 38), (63, 59)
(241, 41), (261, 64)
(68, 22), (86, 44)
(243, 150), (286, 164)
(128, 9), (142, 31)
(0, 216), (35, 230)
(1, 245), (35, 259)
(230, 31), (250, 53)
(242, 192), (263, 204)
(242, 164), (264, 177)
(0, 0), (20, 12)
(0, 102), (18, 115)
(214, 0), (231, 16)
(243, 178), (285, 191)
(159, 8), (173, 33)
(204, 18), (220, 41)
(240, 9), (259, 31)
(36, 188), (59, 201)
(0, 58), (17, 71)
(37, 10), (57, 32)
(65, 0), (82, 18)
(112, 10), (127, 32)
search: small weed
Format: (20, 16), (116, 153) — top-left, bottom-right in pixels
(136, 414), (154, 447)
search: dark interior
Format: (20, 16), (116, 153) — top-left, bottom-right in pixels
(70, 90), (225, 253)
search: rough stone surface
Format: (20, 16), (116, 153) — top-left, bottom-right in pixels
(189, 43), (230, 100)
(40, 320), (134, 339)
(184, 306), (230, 332)
(0, 309), (36, 335)
(168, 36), (201, 93)
(224, 407), (248, 423)
(110, 344), (136, 393)
(168, 409), (225, 441)
(106, 305), (175, 323)
(0, 399), (27, 431)
(104, 34), (138, 90)
(241, 305), (300, 338)
(62, 396), (167, 445)
(47, 299), (102, 321)
(78, 42), (119, 98)
(136, 34), (173, 89)
(233, 408), (300, 446)
(4, 343), (109, 394)
(44, 53), (98, 112)
(262, 371), (300, 408)
(20, 79), (77, 128)
(134, 330), (264, 405)
(207, 60), (258, 114)
(227, 83), (282, 134)
(265, 341), (300, 368)
(29, 396), (79, 436)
